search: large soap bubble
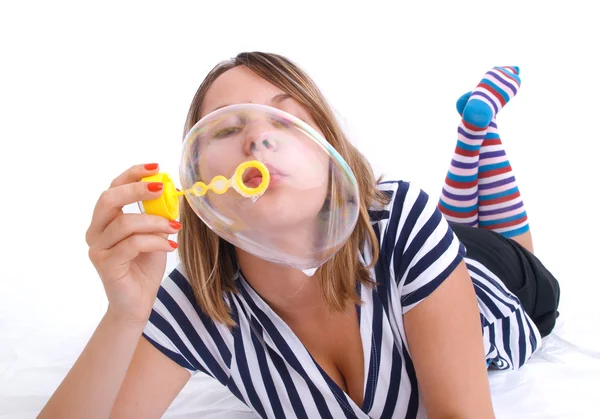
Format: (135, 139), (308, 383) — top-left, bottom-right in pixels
(144, 103), (360, 274)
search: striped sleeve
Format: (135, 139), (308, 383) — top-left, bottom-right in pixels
(381, 181), (466, 314)
(467, 259), (542, 370)
(142, 265), (234, 384)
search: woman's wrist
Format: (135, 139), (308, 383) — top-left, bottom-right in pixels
(104, 305), (149, 333)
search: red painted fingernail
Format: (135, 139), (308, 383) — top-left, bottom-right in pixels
(147, 182), (163, 192)
(168, 240), (178, 249)
(144, 163), (159, 170)
(169, 220), (182, 229)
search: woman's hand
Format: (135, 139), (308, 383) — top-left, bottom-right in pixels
(86, 163), (181, 326)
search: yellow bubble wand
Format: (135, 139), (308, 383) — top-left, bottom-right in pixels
(139, 160), (270, 221)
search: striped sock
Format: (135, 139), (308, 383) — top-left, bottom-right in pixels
(462, 66), (521, 129)
(438, 108), (487, 227)
(477, 120), (529, 238)
(439, 66), (523, 228)
(455, 81), (530, 238)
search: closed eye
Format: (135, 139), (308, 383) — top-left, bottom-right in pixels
(270, 116), (292, 129)
(213, 126), (243, 138)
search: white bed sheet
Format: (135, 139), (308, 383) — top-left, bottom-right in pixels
(1, 308), (598, 419)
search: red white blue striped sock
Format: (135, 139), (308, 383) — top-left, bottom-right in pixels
(438, 107), (486, 227)
(477, 120), (529, 237)
(439, 66), (524, 231)
(452, 81), (530, 237)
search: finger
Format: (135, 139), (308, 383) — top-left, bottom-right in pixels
(86, 163), (160, 246)
(109, 163), (160, 189)
(104, 233), (178, 266)
(87, 181), (166, 244)
(98, 213), (182, 250)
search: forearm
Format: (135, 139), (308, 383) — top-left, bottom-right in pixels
(38, 310), (146, 419)
(405, 261), (496, 419)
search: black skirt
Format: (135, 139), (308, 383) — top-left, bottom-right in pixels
(449, 223), (561, 338)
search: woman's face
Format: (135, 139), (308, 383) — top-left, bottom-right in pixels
(195, 66), (330, 232)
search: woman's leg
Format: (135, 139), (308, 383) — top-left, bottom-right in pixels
(455, 93), (533, 253)
(442, 69), (558, 344)
(477, 118), (533, 252)
(440, 66), (534, 253)
(437, 100), (487, 228)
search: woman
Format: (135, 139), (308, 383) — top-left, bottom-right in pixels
(39, 52), (560, 419)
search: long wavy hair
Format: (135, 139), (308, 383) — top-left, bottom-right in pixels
(178, 52), (390, 327)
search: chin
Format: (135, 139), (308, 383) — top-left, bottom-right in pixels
(248, 205), (323, 231)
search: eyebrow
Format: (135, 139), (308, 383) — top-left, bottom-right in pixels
(207, 93), (293, 114)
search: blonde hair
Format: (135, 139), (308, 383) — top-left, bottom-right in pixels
(179, 52), (390, 327)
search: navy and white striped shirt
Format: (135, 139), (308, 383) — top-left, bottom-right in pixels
(143, 180), (541, 418)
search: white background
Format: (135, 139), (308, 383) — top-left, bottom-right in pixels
(1, 0), (598, 416)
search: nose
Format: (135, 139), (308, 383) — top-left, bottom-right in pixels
(243, 121), (278, 156)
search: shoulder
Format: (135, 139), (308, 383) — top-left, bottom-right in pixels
(369, 179), (438, 235)
(369, 180), (467, 311)
(142, 264), (235, 382)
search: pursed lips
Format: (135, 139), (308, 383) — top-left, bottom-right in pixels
(242, 163), (285, 187)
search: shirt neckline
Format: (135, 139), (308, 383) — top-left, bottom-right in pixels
(235, 269), (374, 415)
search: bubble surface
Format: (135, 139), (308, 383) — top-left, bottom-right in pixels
(179, 104), (360, 271)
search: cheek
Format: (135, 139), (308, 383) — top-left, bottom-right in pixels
(279, 141), (330, 186)
(199, 140), (242, 180)
(287, 165), (330, 217)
